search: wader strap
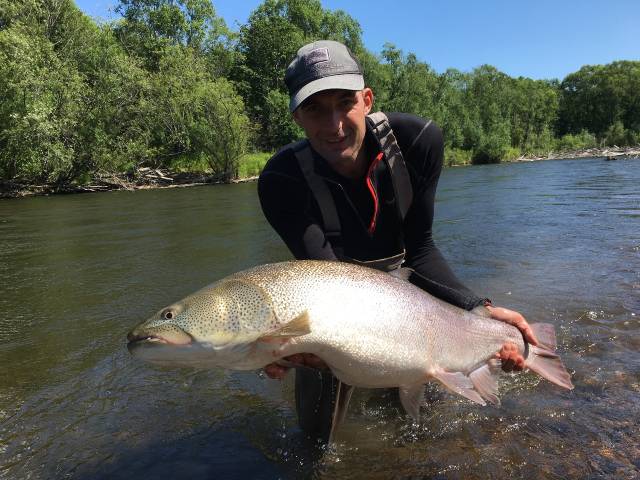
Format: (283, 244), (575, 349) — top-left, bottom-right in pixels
(293, 140), (344, 257)
(367, 112), (415, 221)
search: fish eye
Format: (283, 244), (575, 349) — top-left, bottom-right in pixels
(162, 309), (174, 320)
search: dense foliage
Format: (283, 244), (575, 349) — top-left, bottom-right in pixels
(1, 0), (638, 184)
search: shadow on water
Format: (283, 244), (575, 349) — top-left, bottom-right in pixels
(73, 421), (329, 480)
(1, 350), (333, 480)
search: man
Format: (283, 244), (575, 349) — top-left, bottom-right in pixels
(257, 40), (537, 441)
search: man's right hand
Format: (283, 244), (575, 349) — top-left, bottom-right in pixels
(263, 353), (329, 380)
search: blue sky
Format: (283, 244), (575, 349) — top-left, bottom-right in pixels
(76, 0), (639, 80)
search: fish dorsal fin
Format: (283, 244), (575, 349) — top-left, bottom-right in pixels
(260, 311), (311, 339)
(388, 267), (413, 282)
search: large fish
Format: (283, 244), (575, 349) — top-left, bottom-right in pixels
(127, 260), (573, 422)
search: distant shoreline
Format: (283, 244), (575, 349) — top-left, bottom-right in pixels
(509, 145), (640, 162)
(1, 146), (638, 199)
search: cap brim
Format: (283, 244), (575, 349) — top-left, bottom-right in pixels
(289, 74), (365, 112)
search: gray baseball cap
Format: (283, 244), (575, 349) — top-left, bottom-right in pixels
(285, 40), (364, 112)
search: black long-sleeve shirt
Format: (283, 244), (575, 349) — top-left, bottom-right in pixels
(258, 112), (484, 310)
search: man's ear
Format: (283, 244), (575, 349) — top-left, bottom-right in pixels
(292, 110), (303, 127)
(362, 87), (374, 114)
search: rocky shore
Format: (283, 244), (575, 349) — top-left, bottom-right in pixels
(0, 167), (259, 199)
(512, 145), (640, 162)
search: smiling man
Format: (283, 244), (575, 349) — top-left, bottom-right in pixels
(257, 40), (536, 442)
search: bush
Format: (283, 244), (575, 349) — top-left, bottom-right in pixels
(603, 121), (639, 147)
(443, 147), (472, 167)
(522, 127), (555, 155)
(555, 130), (597, 151)
(237, 152), (271, 178)
(503, 146), (522, 160)
(472, 129), (510, 164)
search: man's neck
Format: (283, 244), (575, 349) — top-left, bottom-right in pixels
(325, 143), (370, 179)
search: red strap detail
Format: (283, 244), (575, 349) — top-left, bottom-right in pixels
(366, 152), (384, 235)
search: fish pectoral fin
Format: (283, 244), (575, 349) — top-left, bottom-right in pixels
(328, 381), (355, 443)
(469, 360), (502, 405)
(399, 384), (426, 421)
(260, 311), (311, 339)
(431, 368), (486, 405)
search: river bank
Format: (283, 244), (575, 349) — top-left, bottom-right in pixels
(2, 145), (638, 199)
(511, 145), (640, 162)
(0, 168), (259, 199)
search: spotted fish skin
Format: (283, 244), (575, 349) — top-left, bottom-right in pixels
(127, 260), (573, 410)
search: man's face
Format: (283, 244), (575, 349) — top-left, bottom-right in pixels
(293, 88), (374, 171)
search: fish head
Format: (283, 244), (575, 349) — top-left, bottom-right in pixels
(127, 279), (279, 368)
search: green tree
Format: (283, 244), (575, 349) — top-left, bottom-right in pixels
(509, 77), (558, 153)
(381, 44), (439, 118)
(464, 65), (512, 162)
(114, 0), (232, 71)
(149, 47), (252, 178)
(0, 24), (83, 182)
(77, 26), (153, 175)
(263, 89), (304, 148)
(557, 61), (640, 139)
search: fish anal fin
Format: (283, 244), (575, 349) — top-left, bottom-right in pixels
(328, 381), (354, 443)
(399, 384), (425, 421)
(469, 361), (501, 405)
(431, 369), (486, 405)
(260, 311), (311, 339)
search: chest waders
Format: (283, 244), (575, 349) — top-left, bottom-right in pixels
(290, 112), (418, 442)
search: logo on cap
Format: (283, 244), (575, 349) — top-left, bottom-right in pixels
(305, 48), (330, 66)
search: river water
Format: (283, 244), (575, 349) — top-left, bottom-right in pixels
(1, 157), (638, 479)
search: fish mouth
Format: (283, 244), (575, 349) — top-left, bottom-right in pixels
(127, 333), (168, 344)
(126, 331), (193, 352)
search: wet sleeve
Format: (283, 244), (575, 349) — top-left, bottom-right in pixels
(258, 169), (338, 261)
(398, 118), (485, 310)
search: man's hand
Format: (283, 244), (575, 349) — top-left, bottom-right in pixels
(263, 353), (328, 380)
(485, 305), (538, 372)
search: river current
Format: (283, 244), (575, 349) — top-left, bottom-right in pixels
(1, 157), (638, 478)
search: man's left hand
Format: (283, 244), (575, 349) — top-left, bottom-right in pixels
(485, 305), (539, 372)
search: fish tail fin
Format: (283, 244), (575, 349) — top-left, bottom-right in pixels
(525, 323), (574, 390)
